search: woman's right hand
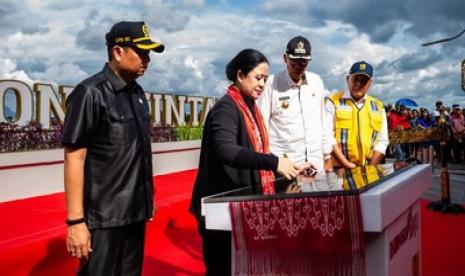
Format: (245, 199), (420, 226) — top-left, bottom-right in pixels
(277, 157), (299, 180)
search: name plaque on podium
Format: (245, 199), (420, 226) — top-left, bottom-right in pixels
(202, 163), (431, 276)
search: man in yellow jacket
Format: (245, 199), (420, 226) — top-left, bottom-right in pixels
(325, 61), (389, 167)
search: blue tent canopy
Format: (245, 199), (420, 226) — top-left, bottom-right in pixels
(395, 98), (418, 107)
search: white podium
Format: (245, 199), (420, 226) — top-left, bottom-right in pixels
(202, 164), (432, 276)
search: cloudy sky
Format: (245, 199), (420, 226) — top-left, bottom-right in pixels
(1, 0), (465, 110)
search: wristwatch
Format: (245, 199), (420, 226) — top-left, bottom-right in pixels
(65, 217), (85, 226)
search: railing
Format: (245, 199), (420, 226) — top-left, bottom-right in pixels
(389, 125), (465, 213)
(388, 127), (444, 144)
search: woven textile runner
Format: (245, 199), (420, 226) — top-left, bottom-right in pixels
(229, 195), (366, 276)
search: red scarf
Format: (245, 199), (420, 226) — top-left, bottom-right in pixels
(226, 85), (275, 194)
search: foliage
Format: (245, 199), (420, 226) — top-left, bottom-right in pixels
(0, 121), (203, 153)
(150, 124), (177, 142)
(174, 124), (203, 141)
(0, 121), (62, 153)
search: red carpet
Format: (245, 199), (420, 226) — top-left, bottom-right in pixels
(0, 170), (204, 276)
(0, 170), (464, 275)
(421, 201), (465, 276)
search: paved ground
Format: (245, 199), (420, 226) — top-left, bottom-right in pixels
(422, 161), (465, 205)
(385, 157), (465, 205)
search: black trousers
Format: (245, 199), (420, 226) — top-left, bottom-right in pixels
(197, 220), (231, 276)
(452, 138), (464, 161)
(77, 222), (146, 276)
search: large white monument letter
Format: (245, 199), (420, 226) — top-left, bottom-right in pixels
(0, 80), (33, 125)
(34, 83), (66, 129)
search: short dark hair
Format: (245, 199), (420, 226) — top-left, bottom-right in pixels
(225, 49), (268, 82)
(107, 46), (113, 61)
(107, 45), (134, 61)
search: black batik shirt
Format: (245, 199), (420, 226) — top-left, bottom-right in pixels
(62, 64), (153, 229)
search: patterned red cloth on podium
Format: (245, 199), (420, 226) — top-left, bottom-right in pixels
(229, 195), (366, 275)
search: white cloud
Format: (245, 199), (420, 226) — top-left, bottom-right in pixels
(183, 0), (204, 6)
(263, 0), (312, 12)
(31, 62), (88, 85)
(0, 0), (463, 112)
(329, 34), (407, 76)
(184, 55), (204, 80)
(417, 67), (441, 80)
(0, 58), (33, 84)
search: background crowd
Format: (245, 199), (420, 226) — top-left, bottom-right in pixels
(386, 100), (465, 165)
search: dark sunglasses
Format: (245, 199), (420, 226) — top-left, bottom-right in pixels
(130, 47), (150, 57)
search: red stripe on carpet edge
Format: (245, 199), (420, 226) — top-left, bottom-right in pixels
(0, 169), (198, 205)
(0, 148), (200, 171)
(151, 147), (200, 154)
(0, 160), (64, 171)
(155, 168), (197, 178)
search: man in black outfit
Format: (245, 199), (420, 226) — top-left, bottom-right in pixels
(62, 21), (164, 275)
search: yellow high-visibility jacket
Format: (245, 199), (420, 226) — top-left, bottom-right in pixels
(342, 165), (388, 190)
(328, 92), (385, 165)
